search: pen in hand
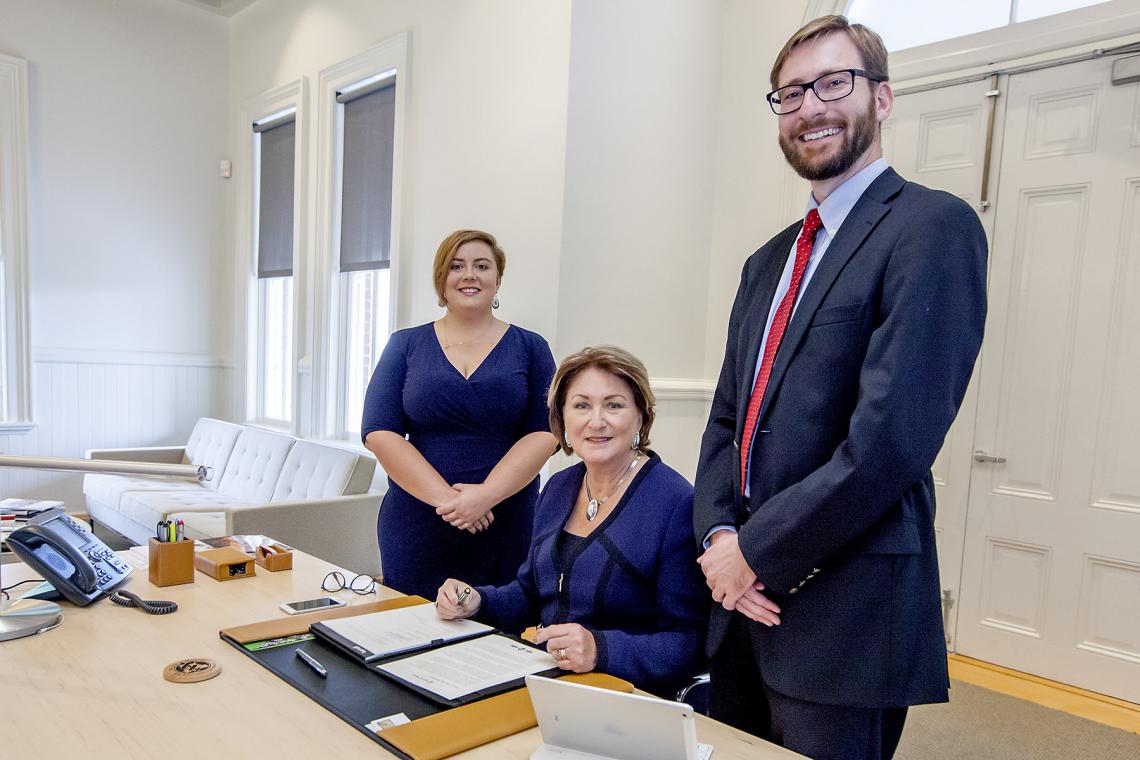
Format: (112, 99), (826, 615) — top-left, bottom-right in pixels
(296, 648), (328, 678)
(456, 586), (471, 606)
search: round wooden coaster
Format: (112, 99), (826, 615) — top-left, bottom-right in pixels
(163, 658), (221, 683)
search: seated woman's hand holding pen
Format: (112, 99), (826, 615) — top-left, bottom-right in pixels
(436, 579), (481, 619)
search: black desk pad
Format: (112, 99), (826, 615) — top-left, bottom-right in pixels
(224, 631), (558, 757)
(225, 633), (432, 756)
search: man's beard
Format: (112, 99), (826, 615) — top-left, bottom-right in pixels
(779, 98), (877, 181)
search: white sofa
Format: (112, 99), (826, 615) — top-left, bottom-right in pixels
(83, 418), (382, 575)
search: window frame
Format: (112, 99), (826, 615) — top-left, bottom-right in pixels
(0, 53), (33, 432)
(830, 0), (1140, 82)
(234, 79), (307, 432)
(312, 35), (409, 441)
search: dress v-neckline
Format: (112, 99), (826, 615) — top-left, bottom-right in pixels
(433, 322), (513, 381)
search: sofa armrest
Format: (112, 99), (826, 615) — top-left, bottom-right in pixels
(227, 494), (382, 577)
(86, 446), (186, 464)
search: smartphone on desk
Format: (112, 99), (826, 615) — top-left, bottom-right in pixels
(280, 597), (346, 615)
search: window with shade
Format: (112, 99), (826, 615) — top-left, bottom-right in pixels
(253, 113), (296, 425)
(335, 77), (396, 439)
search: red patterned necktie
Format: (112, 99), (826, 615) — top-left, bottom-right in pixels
(739, 208), (823, 494)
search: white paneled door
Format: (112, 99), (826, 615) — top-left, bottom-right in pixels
(882, 77), (1001, 651)
(955, 57), (1140, 702)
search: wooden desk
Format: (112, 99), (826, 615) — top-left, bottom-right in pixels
(0, 548), (799, 759)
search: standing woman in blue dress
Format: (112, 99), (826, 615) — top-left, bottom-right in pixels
(361, 230), (557, 600)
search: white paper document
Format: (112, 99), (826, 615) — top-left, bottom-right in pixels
(377, 633), (555, 701)
(314, 603), (492, 661)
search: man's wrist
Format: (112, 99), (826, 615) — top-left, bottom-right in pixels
(703, 525), (738, 549)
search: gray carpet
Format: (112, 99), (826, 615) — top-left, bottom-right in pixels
(897, 681), (1140, 760)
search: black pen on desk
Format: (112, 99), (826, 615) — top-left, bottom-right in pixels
(295, 648), (327, 678)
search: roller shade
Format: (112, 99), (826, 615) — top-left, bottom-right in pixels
(256, 117), (296, 278)
(339, 81), (396, 273)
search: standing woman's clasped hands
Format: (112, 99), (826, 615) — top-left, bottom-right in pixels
(436, 482), (497, 533)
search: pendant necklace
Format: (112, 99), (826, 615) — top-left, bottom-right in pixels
(584, 452), (642, 521)
(440, 317), (495, 350)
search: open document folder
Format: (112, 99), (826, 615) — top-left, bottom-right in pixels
(311, 603), (493, 662)
(377, 633), (557, 702)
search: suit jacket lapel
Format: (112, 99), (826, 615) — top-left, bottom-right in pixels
(757, 168), (905, 427)
(736, 224), (800, 436)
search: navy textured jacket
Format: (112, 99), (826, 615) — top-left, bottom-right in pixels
(475, 453), (707, 695)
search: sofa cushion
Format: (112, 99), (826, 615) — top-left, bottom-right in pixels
(216, 428), (295, 501)
(118, 489), (248, 529)
(169, 511), (226, 540)
(84, 473), (203, 511)
(270, 441), (376, 501)
(184, 418), (244, 491)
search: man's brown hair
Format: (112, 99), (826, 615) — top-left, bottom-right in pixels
(770, 15), (889, 90)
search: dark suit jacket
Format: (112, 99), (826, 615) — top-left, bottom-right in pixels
(694, 168), (987, 709)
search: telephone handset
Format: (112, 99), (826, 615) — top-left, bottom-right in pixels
(7, 508), (132, 606)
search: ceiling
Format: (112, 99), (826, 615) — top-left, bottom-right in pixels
(173, 0), (259, 17)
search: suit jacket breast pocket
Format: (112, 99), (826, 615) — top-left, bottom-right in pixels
(810, 301), (867, 329)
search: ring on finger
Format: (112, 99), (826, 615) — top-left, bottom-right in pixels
(557, 648), (567, 661)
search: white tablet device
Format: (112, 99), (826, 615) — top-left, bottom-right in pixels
(525, 675), (713, 760)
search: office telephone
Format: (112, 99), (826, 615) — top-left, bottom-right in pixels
(6, 508), (132, 606)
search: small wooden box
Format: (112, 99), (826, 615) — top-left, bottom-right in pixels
(195, 546), (256, 581)
(148, 537), (195, 587)
(254, 543), (293, 572)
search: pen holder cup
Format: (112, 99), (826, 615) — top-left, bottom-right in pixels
(148, 537), (195, 587)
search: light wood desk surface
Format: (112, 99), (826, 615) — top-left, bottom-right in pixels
(0, 547), (800, 759)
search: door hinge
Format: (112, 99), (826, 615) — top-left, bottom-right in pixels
(942, 589), (956, 648)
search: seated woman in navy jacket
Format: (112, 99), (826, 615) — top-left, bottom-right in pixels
(437, 345), (707, 696)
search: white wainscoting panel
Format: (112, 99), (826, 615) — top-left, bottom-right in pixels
(0, 351), (233, 510)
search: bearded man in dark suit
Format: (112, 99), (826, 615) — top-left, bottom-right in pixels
(694, 15), (988, 760)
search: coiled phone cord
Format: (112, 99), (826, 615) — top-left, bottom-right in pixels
(109, 590), (178, 615)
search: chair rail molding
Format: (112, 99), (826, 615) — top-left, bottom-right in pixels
(650, 377), (716, 403)
(34, 348), (233, 368)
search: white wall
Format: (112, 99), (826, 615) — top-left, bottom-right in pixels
(554, 0), (725, 478)
(703, 1), (812, 379)
(0, 0), (233, 506)
(228, 0), (573, 345)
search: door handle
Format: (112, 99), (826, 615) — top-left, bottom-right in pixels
(974, 450), (1007, 464)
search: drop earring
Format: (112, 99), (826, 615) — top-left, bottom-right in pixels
(563, 431), (572, 451)
(632, 432), (641, 450)
(492, 295), (500, 310)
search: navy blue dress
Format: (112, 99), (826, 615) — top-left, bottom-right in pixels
(361, 323), (556, 600)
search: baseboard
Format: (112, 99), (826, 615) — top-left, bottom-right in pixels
(948, 654), (1140, 735)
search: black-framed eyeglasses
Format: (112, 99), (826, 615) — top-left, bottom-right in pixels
(322, 571), (379, 595)
(766, 69), (886, 115)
